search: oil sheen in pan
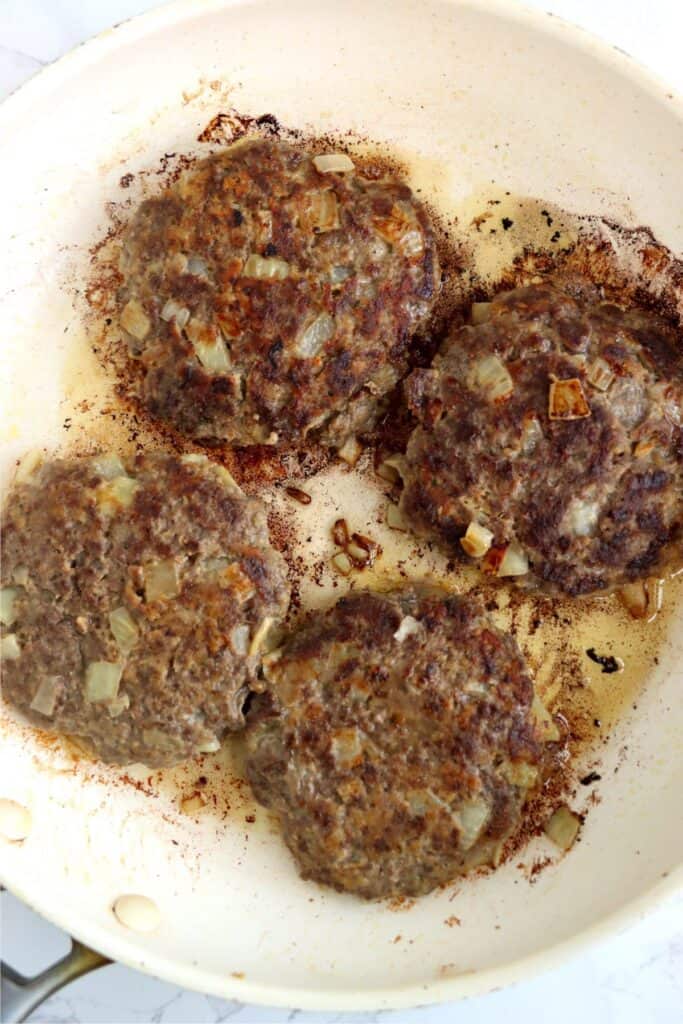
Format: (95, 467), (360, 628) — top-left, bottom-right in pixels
(17, 137), (682, 864)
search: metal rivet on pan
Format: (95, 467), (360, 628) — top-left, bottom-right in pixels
(0, 798), (32, 842)
(113, 894), (161, 933)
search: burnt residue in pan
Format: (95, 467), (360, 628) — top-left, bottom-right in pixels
(197, 110), (284, 145)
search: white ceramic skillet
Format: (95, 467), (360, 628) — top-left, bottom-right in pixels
(0, 0), (682, 1015)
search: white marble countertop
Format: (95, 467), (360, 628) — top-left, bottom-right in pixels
(1, 1), (682, 1022)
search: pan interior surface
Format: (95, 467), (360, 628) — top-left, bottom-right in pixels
(0, 0), (681, 1010)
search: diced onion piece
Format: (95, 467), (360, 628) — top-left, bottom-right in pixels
(566, 498), (600, 537)
(180, 453), (208, 466)
(297, 313), (335, 358)
(548, 377), (591, 420)
(460, 521), (494, 558)
(262, 647), (283, 670)
(0, 588), (19, 627)
(406, 790), (431, 817)
(242, 254), (290, 280)
(401, 228), (425, 258)
(108, 476), (139, 507)
(503, 760), (539, 788)
(457, 799), (490, 851)
(471, 355), (514, 402)
(141, 729), (179, 754)
(197, 736), (221, 754)
(330, 265), (353, 285)
(633, 437), (656, 458)
(107, 693), (130, 719)
(15, 449), (43, 484)
(181, 792), (207, 814)
(470, 302), (492, 325)
(332, 551), (353, 575)
(394, 615), (420, 642)
(249, 617), (275, 657)
(544, 805), (581, 851)
(113, 894), (160, 934)
(373, 202), (424, 258)
(120, 299), (150, 341)
(187, 255), (209, 277)
(586, 357), (614, 392)
(0, 634), (21, 660)
(91, 454), (126, 480)
(619, 578), (663, 622)
(144, 559), (179, 603)
(84, 661), (123, 702)
(0, 799), (32, 842)
(465, 679), (489, 697)
(348, 532), (381, 568)
(346, 540), (370, 564)
(330, 727), (363, 766)
(531, 694), (561, 743)
(12, 566), (29, 587)
(97, 475), (139, 511)
(663, 393), (681, 427)
(262, 625), (285, 657)
(382, 454), (407, 483)
(376, 460), (401, 483)
(309, 190), (340, 232)
(203, 556), (231, 578)
(181, 454), (242, 491)
(386, 502), (408, 531)
(313, 153), (355, 174)
(168, 252), (188, 274)
(337, 435), (362, 467)
(215, 464), (242, 493)
(520, 414), (543, 455)
(29, 676), (59, 717)
(109, 606), (139, 654)
(160, 299), (190, 328)
(230, 624), (250, 656)
(620, 581), (647, 618)
(194, 336), (231, 373)
(284, 485), (312, 506)
(497, 543), (529, 577)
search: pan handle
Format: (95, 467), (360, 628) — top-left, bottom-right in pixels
(0, 940), (110, 1023)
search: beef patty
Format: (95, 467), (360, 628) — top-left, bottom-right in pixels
(245, 588), (544, 900)
(0, 452), (289, 767)
(119, 138), (439, 447)
(400, 280), (683, 597)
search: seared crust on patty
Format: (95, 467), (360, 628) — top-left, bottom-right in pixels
(0, 452), (289, 767)
(245, 588), (543, 900)
(120, 139), (439, 446)
(400, 280), (683, 596)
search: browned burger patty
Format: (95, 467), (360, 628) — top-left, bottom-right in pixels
(245, 588), (544, 900)
(119, 139), (439, 447)
(400, 280), (683, 597)
(0, 452), (289, 767)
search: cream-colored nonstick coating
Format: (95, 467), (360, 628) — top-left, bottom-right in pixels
(0, 0), (682, 1011)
